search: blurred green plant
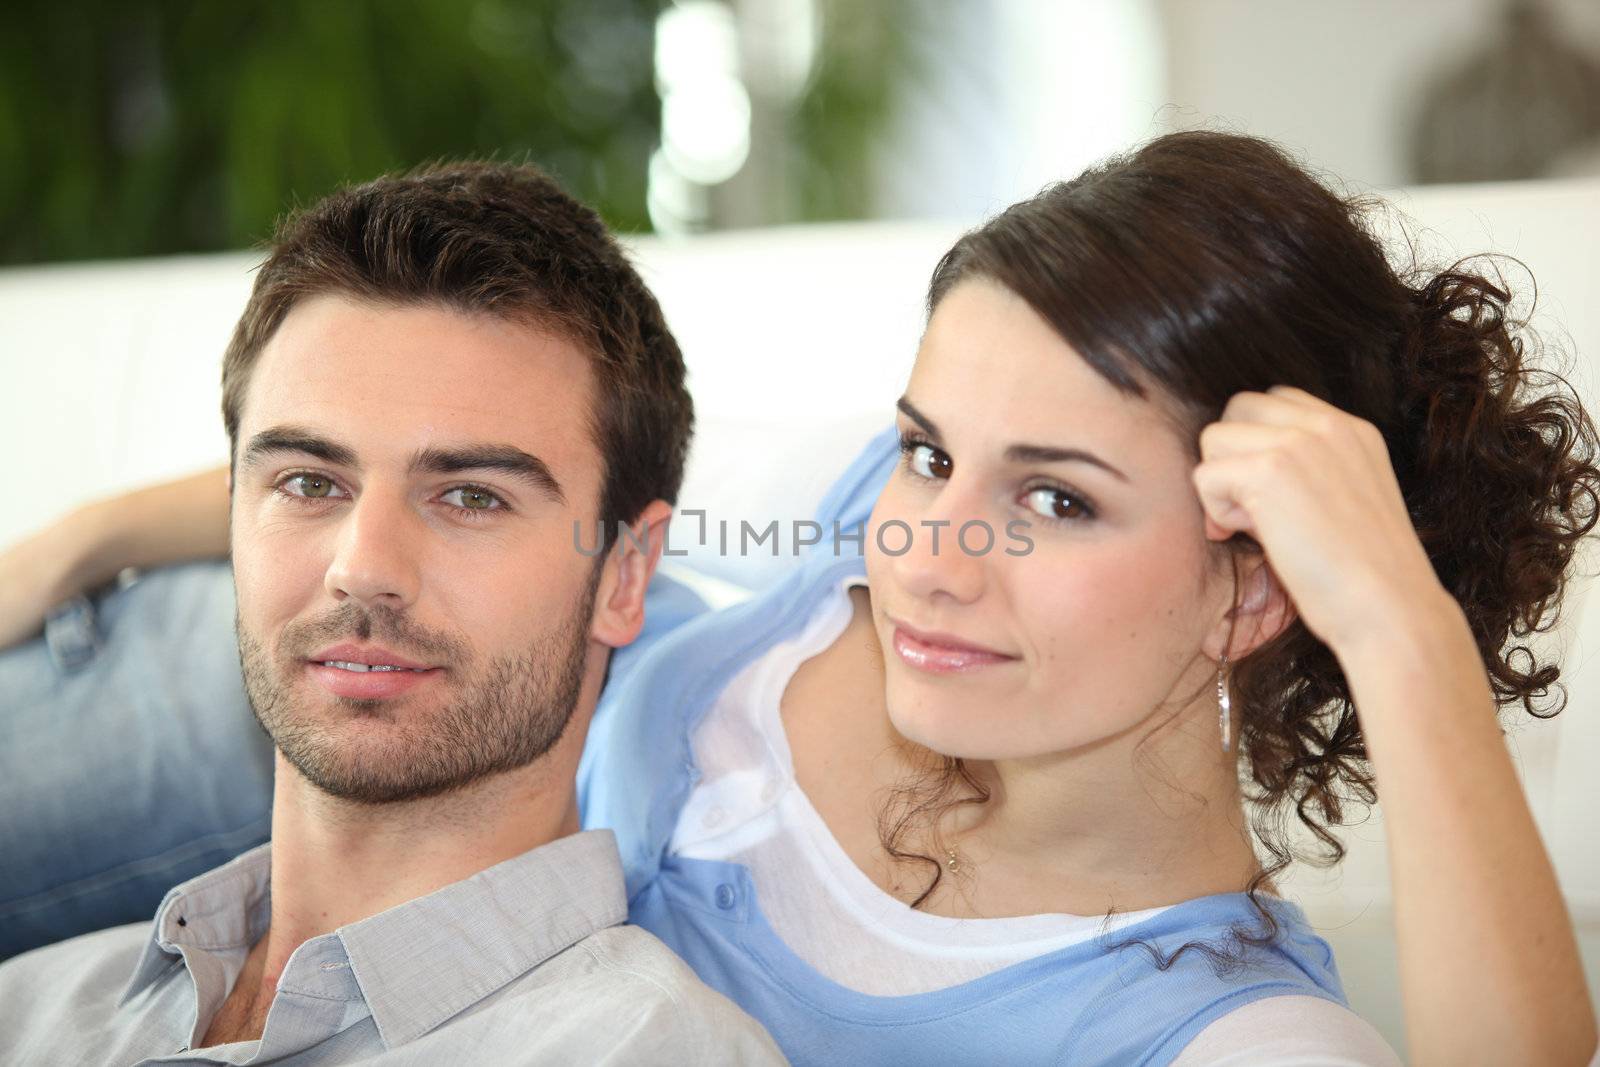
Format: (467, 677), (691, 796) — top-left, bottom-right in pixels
(790, 0), (916, 223)
(0, 0), (913, 265)
(0, 0), (663, 263)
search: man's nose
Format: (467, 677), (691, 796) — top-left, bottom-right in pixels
(322, 487), (423, 611)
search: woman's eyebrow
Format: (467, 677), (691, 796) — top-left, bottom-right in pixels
(896, 396), (940, 437)
(1004, 443), (1129, 483)
(896, 396), (1129, 483)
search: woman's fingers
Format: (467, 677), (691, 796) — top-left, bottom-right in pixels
(1220, 387), (1394, 466)
(1192, 385), (1440, 652)
(1196, 447), (1292, 543)
(1198, 419), (1304, 462)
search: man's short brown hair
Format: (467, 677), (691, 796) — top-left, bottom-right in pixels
(221, 160), (692, 544)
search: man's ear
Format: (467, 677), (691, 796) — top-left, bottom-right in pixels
(589, 499), (674, 650)
(1205, 551), (1297, 663)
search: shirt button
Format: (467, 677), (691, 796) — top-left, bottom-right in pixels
(714, 884), (737, 910)
(703, 806), (726, 829)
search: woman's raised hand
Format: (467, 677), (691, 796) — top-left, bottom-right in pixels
(1191, 384), (1451, 655)
(1195, 385), (1598, 1065)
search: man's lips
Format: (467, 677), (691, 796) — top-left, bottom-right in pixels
(307, 642), (436, 670)
(887, 617), (1018, 674)
(304, 642), (444, 700)
(304, 661), (444, 701)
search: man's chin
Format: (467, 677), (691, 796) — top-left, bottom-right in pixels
(277, 734), (476, 805)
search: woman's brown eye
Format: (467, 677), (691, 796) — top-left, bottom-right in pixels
(1023, 486), (1093, 522)
(909, 443), (953, 480)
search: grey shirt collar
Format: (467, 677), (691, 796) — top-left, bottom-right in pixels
(118, 829), (628, 1051)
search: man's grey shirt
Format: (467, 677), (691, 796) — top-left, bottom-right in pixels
(0, 829), (786, 1065)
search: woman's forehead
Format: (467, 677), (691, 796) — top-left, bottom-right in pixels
(912, 281), (1194, 464)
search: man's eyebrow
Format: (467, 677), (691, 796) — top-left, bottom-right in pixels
(240, 426), (358, 470)
(409, 443), (565, 503)
(239, 425), (566, 503)
(895, 396), (1129, 483)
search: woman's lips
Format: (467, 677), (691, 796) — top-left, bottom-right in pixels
(889, 619), (1018, 674)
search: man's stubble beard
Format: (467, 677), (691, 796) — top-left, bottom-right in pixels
(235, 572), (600, 805)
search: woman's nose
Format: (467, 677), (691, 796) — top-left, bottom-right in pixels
(887, 482), (991, 606)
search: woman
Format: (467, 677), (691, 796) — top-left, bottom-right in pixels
(3, 132), (1596, 1065)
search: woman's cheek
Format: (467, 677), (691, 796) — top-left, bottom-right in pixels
(1015, 545), (1158, 675)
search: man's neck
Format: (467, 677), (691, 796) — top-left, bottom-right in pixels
(197, 746), (582, 1050)
(264, 752), (581, 952)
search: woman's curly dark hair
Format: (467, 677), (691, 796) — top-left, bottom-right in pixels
(878, 130), (1600, 968)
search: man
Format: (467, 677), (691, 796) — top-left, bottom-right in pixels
(0, 163), (784, 1064)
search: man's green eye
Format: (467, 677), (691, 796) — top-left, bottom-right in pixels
(442, 486), (507, 514)
(299, 476), (334, 498)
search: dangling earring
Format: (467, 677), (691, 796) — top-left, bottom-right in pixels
(1217, 654), (1232, 753)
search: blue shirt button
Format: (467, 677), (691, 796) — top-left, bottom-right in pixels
(714, 883), (736, 910)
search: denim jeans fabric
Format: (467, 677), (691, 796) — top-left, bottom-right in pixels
(0, 557), (715, 962)
(0, 560), (271, 961)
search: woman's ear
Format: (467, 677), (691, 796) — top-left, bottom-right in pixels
(1206, 551), (1297, 662)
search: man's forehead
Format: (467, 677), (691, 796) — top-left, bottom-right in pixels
(259, 292), (590, 385)
(241, 294), (600, 467)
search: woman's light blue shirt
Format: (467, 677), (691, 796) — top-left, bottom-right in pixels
(580, 427), (1347, 1066)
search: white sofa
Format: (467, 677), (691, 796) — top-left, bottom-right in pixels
(1, 179), (1597, 1049)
